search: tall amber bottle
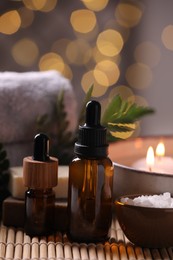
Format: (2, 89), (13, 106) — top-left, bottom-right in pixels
(23, 133), (58, 236)
(68, 100), (114, 243)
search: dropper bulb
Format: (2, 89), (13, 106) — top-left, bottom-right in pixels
(74, 100), (108, 158)
(33, 133), (49, 162)
(86, 100), (101, 126)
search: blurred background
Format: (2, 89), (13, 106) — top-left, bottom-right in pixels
(0, 0), (173, 138)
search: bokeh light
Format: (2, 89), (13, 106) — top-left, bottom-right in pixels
(108, 85), (134, 101)
(66, 39), (92, 65)
(134, 41), (161, 68)
(70, 9), (97, 33)
(60, 63), (73, 80)
(92, 47), (121, 65)
(51, 38), (71, 58)
(115, 2), (143, 28)
(81, 0), (109, 11)
(94, 60), (120, 87)
(161, 25), (173, 51)
(96, 29), (124, 57)
(128, 95), (149, 106)
(12, 38), (39, 66)
(104, 19), (130, 43)
(39, 52), (64, 72)
(38, 0), (57, 12)
(0, 10), (21, 35)
(18, 7), (34, 28)
(39, 52), (72, 79)
(81, 70), (108, 97)
(126, 63), (153, 89)
(23, 0), (45, 10)
(23, 0), (57, 12)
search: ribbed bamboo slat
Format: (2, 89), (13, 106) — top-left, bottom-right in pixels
(0, 218), (173, 260)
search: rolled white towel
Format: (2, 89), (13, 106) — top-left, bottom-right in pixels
(0, 70), (78, 165)
(0, 70), (77, 144)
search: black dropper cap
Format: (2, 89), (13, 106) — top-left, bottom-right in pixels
(74, 100), (108, 158)
(33, 133), (50, 162)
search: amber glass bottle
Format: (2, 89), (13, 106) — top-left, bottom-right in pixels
(68, 101), (114, 243)
(23, 133), (58, 236)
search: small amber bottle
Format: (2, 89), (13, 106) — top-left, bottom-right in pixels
(68, 100), (114, 243)
(23, 133), (58, 236)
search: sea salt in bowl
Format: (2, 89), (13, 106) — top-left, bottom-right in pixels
(115, 193), (173, 248)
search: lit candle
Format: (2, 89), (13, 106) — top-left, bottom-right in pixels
(132, 142), (173, 174)
(156, 142), (165, 158)
(146, 146), (155, 172)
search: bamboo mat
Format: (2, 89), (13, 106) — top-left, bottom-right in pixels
(0, 218), (173, 260)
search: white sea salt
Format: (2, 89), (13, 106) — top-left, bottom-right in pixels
(121, 192), (173, 208)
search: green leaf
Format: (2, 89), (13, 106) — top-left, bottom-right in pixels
(102, 95), (154, 125)
(100, 94), (154, 142)
(107, 123), (135, 132)
(127, 103), (154, 122)
(110, 104), (154, 124)
(101, 95), (122, 124)
(106, 132), (121, 142)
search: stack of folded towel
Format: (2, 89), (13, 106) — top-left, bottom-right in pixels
(0, 70), (77, 166)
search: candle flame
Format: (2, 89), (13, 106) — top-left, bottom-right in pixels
(146, 146), (155, 171)
(156, 142), (165, 157)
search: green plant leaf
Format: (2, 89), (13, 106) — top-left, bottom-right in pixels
(107, 123), (135, 132)
(102, 95), (154, 125)
(101, 94), (154, 141)
(106, 132), (121, 142)
(101, 95), (122, 124)
(110, 104), (154, 124)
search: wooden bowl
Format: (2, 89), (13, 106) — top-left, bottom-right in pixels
(115, 194), (173, 248)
